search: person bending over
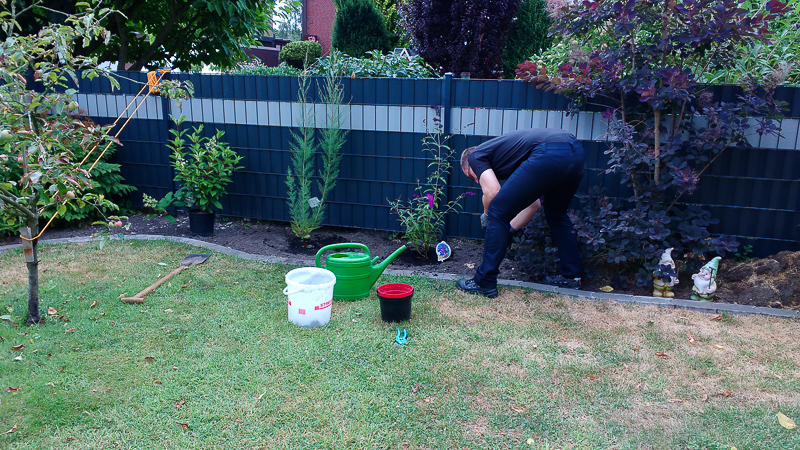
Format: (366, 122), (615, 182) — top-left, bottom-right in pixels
(456, 128), (586, 298)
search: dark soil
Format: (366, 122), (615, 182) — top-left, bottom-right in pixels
(3, 213), (797, 310)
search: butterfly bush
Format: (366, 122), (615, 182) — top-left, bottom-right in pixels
(388, 121), (475, 258)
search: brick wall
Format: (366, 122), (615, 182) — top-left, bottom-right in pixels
(305, 0), (335, 55)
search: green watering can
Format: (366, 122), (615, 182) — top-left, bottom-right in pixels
(315, 243), (407, 300)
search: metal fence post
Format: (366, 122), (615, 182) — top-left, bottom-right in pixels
(442, 73), (454, 240)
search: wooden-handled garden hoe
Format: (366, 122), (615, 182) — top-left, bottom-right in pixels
(120, 253), (211, 304)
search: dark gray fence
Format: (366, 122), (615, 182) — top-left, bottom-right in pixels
(73, 71), (800, 257)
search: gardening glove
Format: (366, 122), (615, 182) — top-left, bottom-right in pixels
(480, 213), (489, 229)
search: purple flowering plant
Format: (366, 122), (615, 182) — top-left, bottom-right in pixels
(389, 121), (475, 258)
(514, 0), (789, 286)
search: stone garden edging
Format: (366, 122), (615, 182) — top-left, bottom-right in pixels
(1, 234), (798, 320)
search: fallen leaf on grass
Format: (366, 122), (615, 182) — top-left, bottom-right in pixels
(655, 352), (670, 359)
(66, 437), (76, 442)
(633, 345), (640, 351)
(82, 411), (90, 415)
(700, 394), (708, 402)
(164, 308), (173, 313)
(144, 356), (155, 362)
(153, 380), (162, 386)
(48, 307), (57, 315)
(176, 422), (189, 429)
(713, 391), (733, 397)
(4, 387), (20, 392)
(710, 314), (722, 321)
(686, 332), (696, 346)
(0, 315), (11, 321)
(13, 355), (22, 361)
(712, 344), (725, 350)
(588, 375), (598, 380)
(778, 412), (797, 430)
(175, 398), (185, 408)
(5, 424), (17, 434)
(412, 382), (419, 393)
(11, 344), (24, 351)
(599, 285), (614, 292)
(667, 399), (684, 403)
(511, 406), (527, 413)
(45, 382), (55, 387)
(90, 300), (97, 308)
(65, 328), (77, 333)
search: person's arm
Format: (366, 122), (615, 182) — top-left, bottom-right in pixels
(510, 199), (541, 230)
(478, 169), (501, 213)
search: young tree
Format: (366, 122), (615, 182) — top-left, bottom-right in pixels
(0, 1), (190, 323)
(286, 55), (348, 240)
(331, 0), (392, 57)
(502, 0), (551, 79)
(5, 0), (297, 71)
(398, 0), (521, 78)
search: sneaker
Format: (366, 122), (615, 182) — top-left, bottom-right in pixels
(542, 274), (582, 290)
(456, 278), (498, 298)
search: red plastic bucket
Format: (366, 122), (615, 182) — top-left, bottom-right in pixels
(377, 283), (413, 322)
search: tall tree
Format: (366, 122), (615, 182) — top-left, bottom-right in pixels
(6, 0), (296, 71)
(399, 0), (521, 78)
(273, 0), (301, 41)
(502, 0), (551, 79)
(331, 0), (392, 57)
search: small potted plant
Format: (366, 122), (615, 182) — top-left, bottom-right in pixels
(167, 115), (243, 236)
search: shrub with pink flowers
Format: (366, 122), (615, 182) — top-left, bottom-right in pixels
(388, 128), (475, 258)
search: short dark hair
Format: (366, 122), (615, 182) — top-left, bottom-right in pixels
(461, 146), (476, 174)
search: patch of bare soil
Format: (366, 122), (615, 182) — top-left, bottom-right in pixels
(3, 213), (797, 310)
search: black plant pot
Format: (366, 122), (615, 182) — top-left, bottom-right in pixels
(377, 283), (414, 323)
(189, 211), (215, 237)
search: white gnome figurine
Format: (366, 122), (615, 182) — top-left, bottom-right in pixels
(653, 247), (679, 298)
(691, 256), (721, 301)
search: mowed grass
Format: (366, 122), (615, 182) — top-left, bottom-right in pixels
(1, 239), (799, 449)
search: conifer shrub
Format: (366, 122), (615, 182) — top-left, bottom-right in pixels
(331, 0), (392, 57)
(279, 40), (323, 69)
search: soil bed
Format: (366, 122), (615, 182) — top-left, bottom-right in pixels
(3, 213), (797, 310)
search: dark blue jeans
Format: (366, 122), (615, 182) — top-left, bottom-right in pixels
(474, 141), (586, 288)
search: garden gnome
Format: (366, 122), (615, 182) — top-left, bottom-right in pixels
(691, 256), (721, 301)
(653, 248), (679, 298)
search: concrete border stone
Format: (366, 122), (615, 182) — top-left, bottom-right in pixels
(1, 234), (797, 320)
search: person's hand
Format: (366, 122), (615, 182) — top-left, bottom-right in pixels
(480, 213), (488, 229)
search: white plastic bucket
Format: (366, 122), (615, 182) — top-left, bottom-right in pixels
(283, 267), (336, 327)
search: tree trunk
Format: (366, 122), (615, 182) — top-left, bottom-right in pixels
(22, 220), (40, 324)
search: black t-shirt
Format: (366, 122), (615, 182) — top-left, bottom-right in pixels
(468, 128), (576, 180)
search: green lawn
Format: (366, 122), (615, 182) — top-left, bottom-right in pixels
(1, 239), (799, 449)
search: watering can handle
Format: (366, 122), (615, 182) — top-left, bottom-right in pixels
(315, 243), (370, 268)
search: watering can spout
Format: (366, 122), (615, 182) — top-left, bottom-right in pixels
(370, 245), (406, 283)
